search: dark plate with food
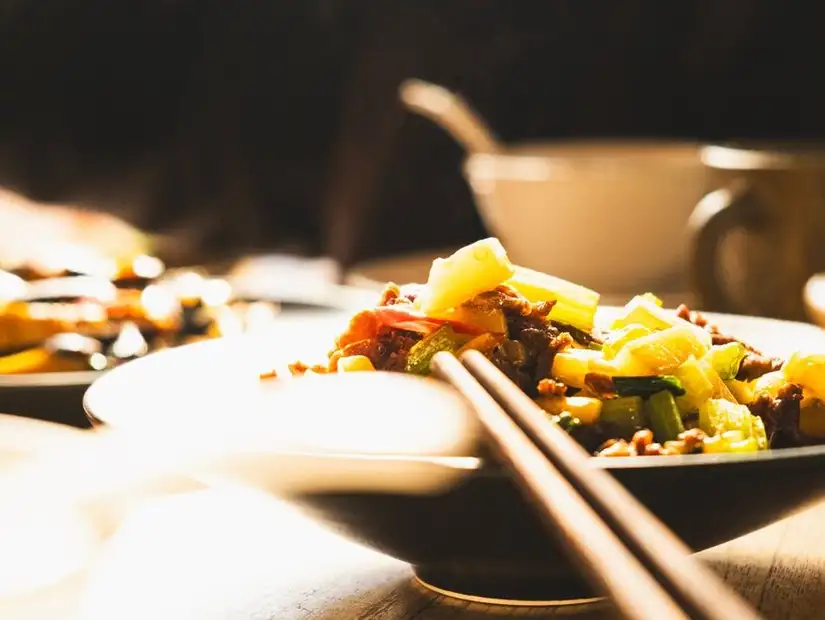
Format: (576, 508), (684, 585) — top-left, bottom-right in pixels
(84, 239), (825, 605)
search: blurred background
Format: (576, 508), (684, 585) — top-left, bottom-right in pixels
(2, 0), (825, 425)
(1, 1), (824, 267)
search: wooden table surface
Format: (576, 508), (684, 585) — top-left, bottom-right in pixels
(7, 485), (816, 620)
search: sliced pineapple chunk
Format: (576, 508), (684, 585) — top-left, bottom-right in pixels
(417, 238), (515, 314)
(620, 325), (709, 375)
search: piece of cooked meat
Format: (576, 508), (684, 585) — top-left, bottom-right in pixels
(748, 383), (808, 448)
(537, 378), (568, 397)
(677, 303), (784, 379)
(464, 284), (555, 318)
(330, 325), (422, 372)
(736, 351), (783, 381)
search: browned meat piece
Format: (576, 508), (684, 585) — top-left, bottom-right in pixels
(596, 428), (705, 457)
(749, 383), (807, 447)
(287, 361), (330, 376)
(584, 373), (618, 399)
(676, 303), (708, 328)
(537, 378), (567, 397)
(464, 285), (555, 319)
(330, 325), (421, 372)
(736, 352), (783, 381)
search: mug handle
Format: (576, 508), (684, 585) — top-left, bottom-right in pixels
(688, 179), (768, 313)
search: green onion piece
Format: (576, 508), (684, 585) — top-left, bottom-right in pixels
(612, 375), (686, 399)
(645, 390), (685, 443)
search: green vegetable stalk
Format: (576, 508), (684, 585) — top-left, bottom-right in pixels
(645, 390), (685, 443)
(600, 396), (645, 438)
(405, 326), (470, 375)
(612, 376), (686, 399)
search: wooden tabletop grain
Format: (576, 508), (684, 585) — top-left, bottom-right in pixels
(18, 486), (817, 620)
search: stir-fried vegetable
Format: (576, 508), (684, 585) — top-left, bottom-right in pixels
(645, 390), (685, 443)
(405, 325), (470, 375)
(783, 351), (825, 399)
(619, 325), (710, 375)
(338, 355), (375, 372)
(551, 349), (602, 388)
(602, 324), (652, 360)
(612, 376), (685, 399)
(600, 396), (645, 437)
(505, 265), (600, 332)
(705, 342), (747, 380)
(288, 237), (825, 458)
(703, 430), (759, 454)
(672, 356), (714, 414)
(417, 238), (514, 314)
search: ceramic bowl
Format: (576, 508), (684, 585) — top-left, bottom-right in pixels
(83, 309), (825, 605)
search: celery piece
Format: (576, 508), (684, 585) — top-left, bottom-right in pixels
(705, 342), (747, 381)
(600, 396), (645, 438)
(699, 398), (753, 438)
(404, 326), (469, 375)
(645, 390), (685, 443)
(672, 356), (714, 414)
(505, 265), (600, 333)
(612, 376), (685, 399)
(602, 324), (652, 360)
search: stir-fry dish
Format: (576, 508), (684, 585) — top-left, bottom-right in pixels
(0, 255), (279, 374)
(268, 238), (825, 457)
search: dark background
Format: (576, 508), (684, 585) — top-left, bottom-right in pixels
(0, 1), (822, 267)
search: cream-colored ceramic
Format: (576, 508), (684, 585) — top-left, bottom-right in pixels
(464, 141), (714, 294)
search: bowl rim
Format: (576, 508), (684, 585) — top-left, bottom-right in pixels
(82, 307), (825, 472)
(463, 139), (705, 181)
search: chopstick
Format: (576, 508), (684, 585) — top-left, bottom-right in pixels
(431, 350), (761, 620)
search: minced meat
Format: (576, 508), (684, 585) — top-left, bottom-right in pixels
(748, 383), (808, 448)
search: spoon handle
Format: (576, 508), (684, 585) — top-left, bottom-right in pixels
(399, 79), (502, 154)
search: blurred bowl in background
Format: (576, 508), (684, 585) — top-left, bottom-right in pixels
(464, 140), (717, 295)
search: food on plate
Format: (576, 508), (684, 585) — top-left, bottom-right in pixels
(267, 238), (825, 457)
(0, 257), (279, 374)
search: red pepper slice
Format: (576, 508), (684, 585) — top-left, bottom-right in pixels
(372, 306), (484, 335)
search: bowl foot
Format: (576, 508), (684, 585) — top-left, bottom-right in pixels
(413, 568), (604, 607)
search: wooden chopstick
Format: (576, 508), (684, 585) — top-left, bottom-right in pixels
(431, 350), (762, 620)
